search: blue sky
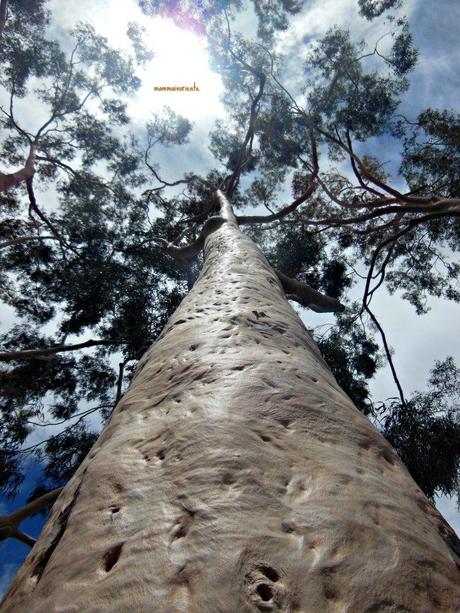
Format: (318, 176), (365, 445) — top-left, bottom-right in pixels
(1, 0), (459, 596)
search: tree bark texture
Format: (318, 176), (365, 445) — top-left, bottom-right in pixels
(2, 193), (460, 612)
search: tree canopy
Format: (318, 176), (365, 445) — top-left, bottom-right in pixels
(0, 0), (458, 558)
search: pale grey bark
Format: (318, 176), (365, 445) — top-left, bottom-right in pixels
(275, 270), (345, 313)
(0, 144), (35, 192)
(0, 339), (123, 362)
(2, 191), (459, 612)
(0, 488), (63, 549)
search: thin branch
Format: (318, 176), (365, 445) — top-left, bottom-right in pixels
(0, 339), (124, 361)
(35, 155), (78, 177)
(365, 304), (406, 406)
(1, 405), (109, 455)
(0, 235), (58, 249)
(346, 129), (384, 199)
(25, 176), (80, 256)
(14, 530), (37, 547)
(237, 129), (318, 225)
(172, 198), (217, 229)
(26, 405), (113, 428)
(360, 211), (459, 311)
(224, 72), (266, 198)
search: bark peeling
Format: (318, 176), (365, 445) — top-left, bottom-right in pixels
(2, 192), (459, 612)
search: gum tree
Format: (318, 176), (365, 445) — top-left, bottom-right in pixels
(1, 0), (460, 608)
(2, 189), (460, 610)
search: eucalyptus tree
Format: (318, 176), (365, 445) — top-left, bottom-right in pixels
(1, 0), (460, 608)
(3, 185), (459, 610)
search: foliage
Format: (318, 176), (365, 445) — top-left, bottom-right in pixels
(382, 358), (460, 503)
(358, 0), (402, 20)
(0, 0), (459, 521)
(399, 108), (460, 199)
(0, 6), (190, 496)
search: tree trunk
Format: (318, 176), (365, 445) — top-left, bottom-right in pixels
(0, 144), (35, 192)
(2, 192), (459, 612)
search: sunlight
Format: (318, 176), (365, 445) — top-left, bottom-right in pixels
(48, 0), (225, 123)
(131, 16), (224, 121)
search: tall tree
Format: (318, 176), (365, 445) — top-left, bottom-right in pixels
(1, 0), (460, 604)
(2, 190), (459, 609)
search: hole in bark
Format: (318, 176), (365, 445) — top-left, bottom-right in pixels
(380, 449), (395, 465)
(156, 449), (166, 460)
(174, 320), (187, 326)
(260, 566), (279, 582)
(257, 584), (273, 601)
(324, 586), (339, 600)
(260, 434), (271, 442)
(311, 377), (318, 383)
(110, 505), (120, 514)
(173, 524), (188, 539)
(103, 543), (123, 572)
(31, 483), (83, 582)
(281, 522), (295, 533)
(189, 344), (198, 351)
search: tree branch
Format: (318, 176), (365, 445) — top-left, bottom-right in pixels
(0, 235), (58, 250)
(237, 129), (319, 225)
(0, 144), (35, 192)
(0, 487), (63, 547)
(224, 72), (266, 198)
(161, 215), (227, 260)
(365, 305), (406, 406)
(0, 339), (124, 361)
(25, 176), (80, 256)
(276, 270), (345, 313)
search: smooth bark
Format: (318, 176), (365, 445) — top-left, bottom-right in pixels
(0, 488), (63, 548)
(0, 145), (35, 192)
(0, 339), (123, 362)
(2, 192), (459, 612)
(275, 270), (345, 313)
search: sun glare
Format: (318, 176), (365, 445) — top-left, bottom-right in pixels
(48, 0), (225, 123)
(131, 17), (224, 121)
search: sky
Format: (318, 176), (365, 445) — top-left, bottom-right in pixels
(1, 0), (459, 596)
